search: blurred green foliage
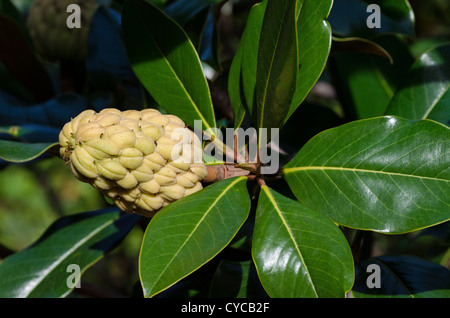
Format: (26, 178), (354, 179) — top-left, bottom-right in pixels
(0, 157), (106, 251)
(0, 157), (145, 297)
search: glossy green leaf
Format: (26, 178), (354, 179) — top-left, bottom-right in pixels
(0, 208), (140, 298)
(139, 176), (250, 298)
(409, 38), (450, 59)
(236, 0), (332, 127)
(351, 255), (450, 298)
(328, 0), (415, 39)
(385, 44), (450, 126)
(284, 0), (333, 123)
(228, 1), (267, 130)
(330, 34), (414, 119)
(283, 116), (450, 234)
(0, 140), (58, 163)
(252, 186), (354, 298)
(240, 0), (267, 118)
(228, 205), (255, 252)
(122, 0), (215, 131)
(254, 0), (298, 133)
(331, 36), (393, 62)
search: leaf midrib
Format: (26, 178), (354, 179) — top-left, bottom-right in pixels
(257, 0), (291, 134)
(283, 166), (449, 182)
(145, 28), (213, 131)
(421, 83), (450, 120)
(146, 177), (245, 297)
(261, 186), (319, 297)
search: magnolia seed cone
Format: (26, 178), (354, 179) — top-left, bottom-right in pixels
(27, 0), (99, 62)
(59, 108), (208, 217)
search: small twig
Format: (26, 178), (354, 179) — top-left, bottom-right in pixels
(257, 177), (267, 187)
(203, 164), (250, 184)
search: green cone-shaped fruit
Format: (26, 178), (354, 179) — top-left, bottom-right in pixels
(27, 0), (99, 62)
(59, 108), (207, 217)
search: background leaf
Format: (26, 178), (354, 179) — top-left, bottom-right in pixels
(0, 93), (89, 128)
(330, 34), (415, 119)
(283, 116), (450, 233)
(139, 176), (250, 298)
(163, 0), (221, 26)
(0, 140), (57, 163)
(163, 0), (221, 69)
(122, 0), (216, 131)
(197, 7), (220, 70)
(328, 0), (415, 39)
(87, 6), (139, 84)
(209, 260), (268, 298)
(0, 0), (28, 38)
(284, 0), (333, 123)
(252, 186), (354, 298)
(331, 36), (393, 61)
(239, 0), (267, 119)
(228, 45), (247, 129)
(253, 0), (298, 132)
(0, 12), (54, 102)
(234, 0), (333, 128)
(351, 255), (450, 298)
(385, 43), (450, 126)
(0, 208), (140, 297)
(0, 124), (60, 143)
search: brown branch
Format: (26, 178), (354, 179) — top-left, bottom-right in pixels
(203, 164), (251, 184)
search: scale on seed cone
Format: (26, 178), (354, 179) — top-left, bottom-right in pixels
(59, 108), (208, 217)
